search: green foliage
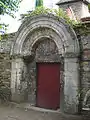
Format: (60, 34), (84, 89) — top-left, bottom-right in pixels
(0, 0), (21, 39)
(21, 7), (90, 36)
(0, 80), (11, 102)
(74, 22), (90, 36)
(0, 0), (21, 17)
(21, 7), (80, 27)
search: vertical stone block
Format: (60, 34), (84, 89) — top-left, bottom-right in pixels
(64, 57), (79, 114)
(11, 58), (25, 102)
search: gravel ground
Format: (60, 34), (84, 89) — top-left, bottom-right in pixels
(0, 104), (88, 120)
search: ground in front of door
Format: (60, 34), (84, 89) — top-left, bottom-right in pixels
(0, 104), (89, 120)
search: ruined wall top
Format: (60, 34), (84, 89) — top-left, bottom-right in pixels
(0, 33), (16, 53)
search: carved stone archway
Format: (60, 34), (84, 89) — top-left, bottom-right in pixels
(11, 14), (80, 114)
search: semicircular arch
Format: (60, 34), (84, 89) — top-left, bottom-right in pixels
(11, 14), (79, 57)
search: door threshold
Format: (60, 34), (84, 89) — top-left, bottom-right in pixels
(28, 106), (60, 113)
(15, 103), (61, 113)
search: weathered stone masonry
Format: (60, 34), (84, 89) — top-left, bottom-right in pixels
(11, 15), (79, 114)
(0, 33), (15, 88)
(79, 28), (90, 110)
(0, 53), (11, 87)
(0, 15), (90, 114)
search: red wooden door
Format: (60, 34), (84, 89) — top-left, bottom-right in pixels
(36, 63), (60, 110)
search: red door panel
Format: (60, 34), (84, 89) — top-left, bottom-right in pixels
(37, 63), (60, 110)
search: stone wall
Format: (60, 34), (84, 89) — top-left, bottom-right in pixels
(0, 33), (15, 53)
(74, 23), (90, 110)
(0, 53), (11, 87)
(0, 33), (15, 100)
(80, 34), (90, 109)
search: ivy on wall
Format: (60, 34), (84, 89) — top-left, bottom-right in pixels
(74, 22), (90, 36)
(20, 7), (90, 36)
(20, 6), (80, 27)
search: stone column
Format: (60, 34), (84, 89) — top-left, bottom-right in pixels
(11, 57), (25, 102)
(64, 57), (79, 114)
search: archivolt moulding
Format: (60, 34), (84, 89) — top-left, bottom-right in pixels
(11, 14), (79, 57)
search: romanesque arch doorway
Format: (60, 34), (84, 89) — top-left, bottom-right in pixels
(11, 14), (80, 114)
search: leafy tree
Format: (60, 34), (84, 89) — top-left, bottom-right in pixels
(0, 0), (21, 37)
(0, 0), (21, 16)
